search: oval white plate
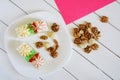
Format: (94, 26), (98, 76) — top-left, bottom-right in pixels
(4, 11), (72, 78)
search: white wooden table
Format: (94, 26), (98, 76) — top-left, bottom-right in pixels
(0, 0), (120, 80)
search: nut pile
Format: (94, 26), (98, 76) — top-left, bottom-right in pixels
(73, 22), (101, 53)
(35, 23), (60, 58)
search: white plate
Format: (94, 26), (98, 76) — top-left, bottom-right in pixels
(4, 11), (72, 78)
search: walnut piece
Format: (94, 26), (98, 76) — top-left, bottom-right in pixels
(91, 43), (99, 50)
(100, 16), (108, 23)
(47, 47), (54, 53)
(35, 41), (43, 48)
(74, 38), (82, 44)
(84, 46), (92, 53)
(40, 35), (48, 40)
(50, 51), (58, 58)
(51, 23), (59, 32)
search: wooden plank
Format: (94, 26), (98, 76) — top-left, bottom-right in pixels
(44, 0), (59, 11)
(117, 0), (120, 2)
(42, 68), (76, 80)
(72, 44), (120, 80)
(11, 0), (58, 13)
(64, 50), (111, 80)
(0, 0), (25, 24)
(66, 18), (120, 80)
(95, 2), (120, 30)
(0, 22), (7, 50)
(74, 13), (120, 58)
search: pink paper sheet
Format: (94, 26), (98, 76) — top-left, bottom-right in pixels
(55, 0), (115, 24)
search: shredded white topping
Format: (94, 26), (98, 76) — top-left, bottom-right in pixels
(15, 25), (30, 38)
(17, 43), (32, 57)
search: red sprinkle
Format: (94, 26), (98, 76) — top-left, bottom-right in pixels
(32, 22), (37, 27)
(34, 29), (38, 33)
(29, 53), (40, 62)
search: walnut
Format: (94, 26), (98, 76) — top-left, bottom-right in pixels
(50, 51), (58, 58)
(73, 32), (81, 38)
(47, 47), (54, 53)
(51, 23), (59, 32)
(84, 46), (92, 53)
(84, 31), (93, 40)
(78, 24), (86, 31)
(53, 39), (58, 45)
(35, 41), (43, 48)
(55, 44), (59, 51)
(74, 38), (82, 44)
(91, 43), (99, 50)
(93, 35), (100, 40)
(53, 39), (59, 50)
(73, 28), (79, 33)
(100, 16), (108, 23)
(85, 22), (91, 28)
(80, 35), (87, 41)
(40, 35), (48, 40)
(91, 27), (100, 36)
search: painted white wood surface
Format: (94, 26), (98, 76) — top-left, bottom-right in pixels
(0, 0), (120, 80)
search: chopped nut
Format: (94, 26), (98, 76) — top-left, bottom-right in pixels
(84, 31), (93, 40)
(73, 28), (79, 33)
(85, 22), (92, 28)
(91, 27), (100, 39)
(80, 35), (87, 41)
(73, 32), (81, 38)
(47, 47), (54, 53)
(35, 41), (43, 48)
(84, 46), (92, 53)
(53, 39), (58, 45)
(55, 44), (59, 50)
(100, 16), (108, 23)
(93, 34), (100, 40)
(74, 38), (82, 44)
(91, 27), (99, 34)
(40, 35), (48, 40)
(51, 23), (59, 32)
(78, 24), (86, 31)
(50, 51), (58, 58)
(91, 43), (99, 50)
(53, 39), (59, 50)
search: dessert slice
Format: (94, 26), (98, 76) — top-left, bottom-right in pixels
(17, 43), (44, 68)
(15, 20), (48, 38)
